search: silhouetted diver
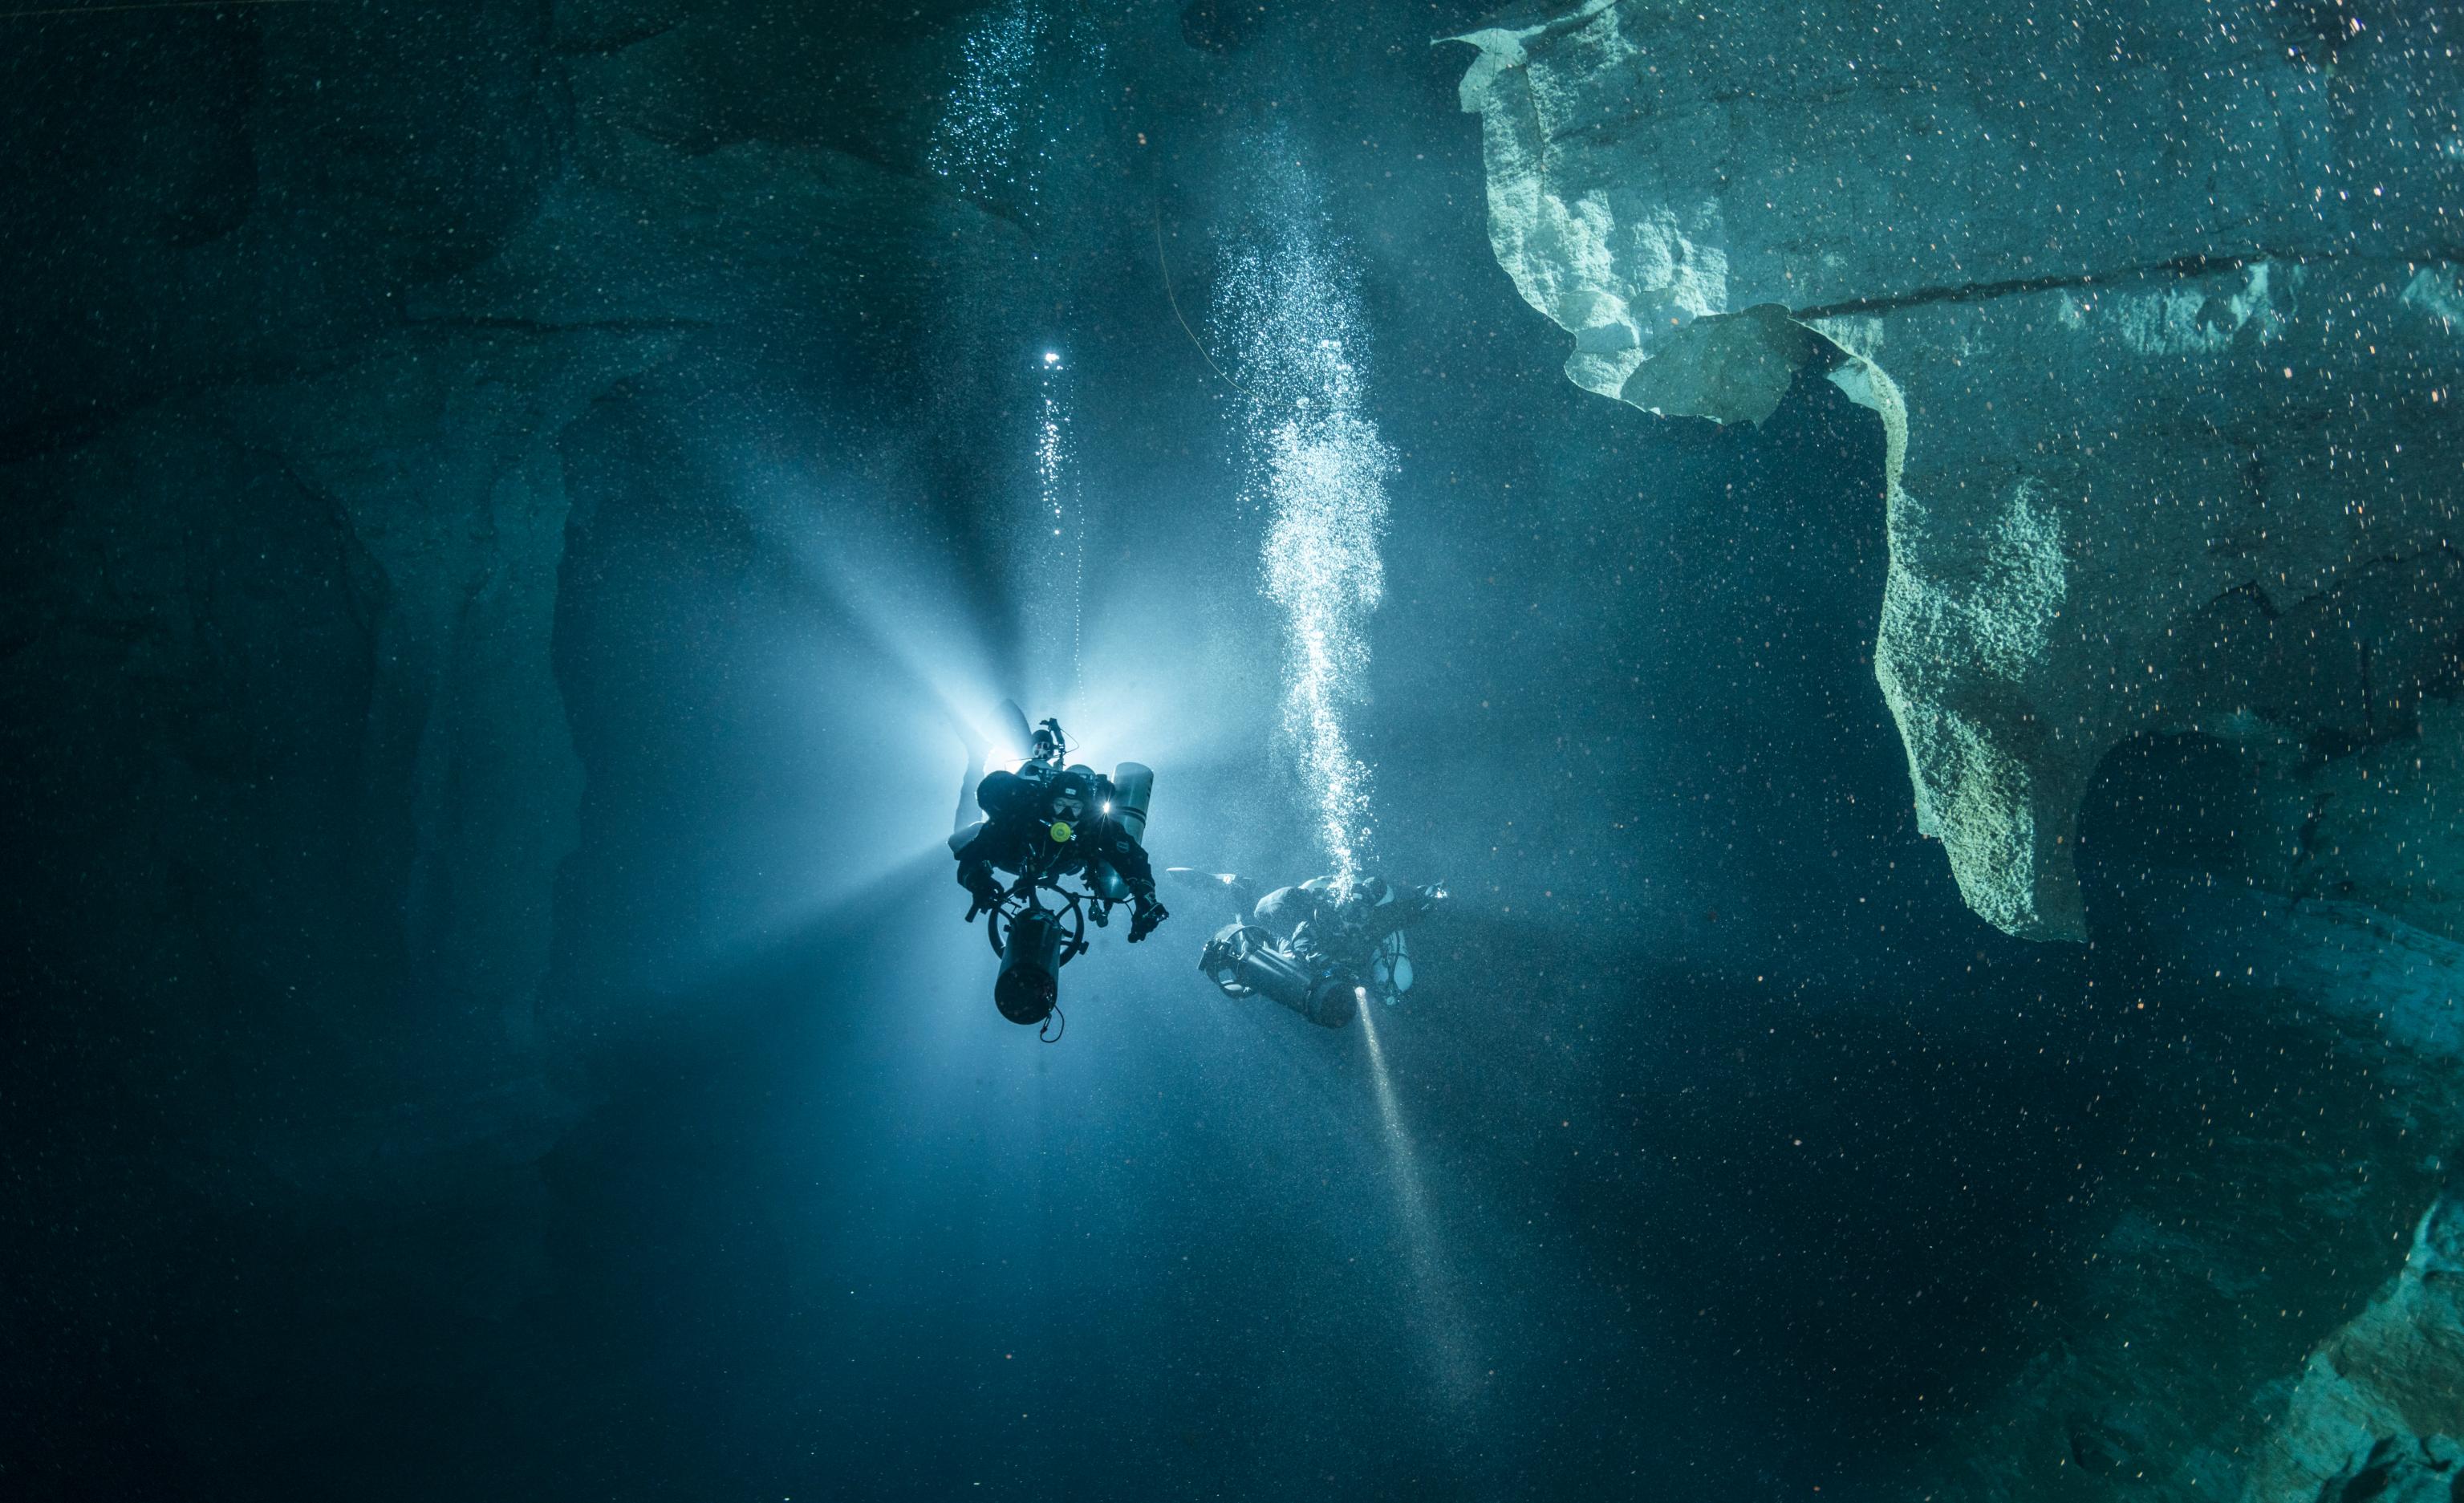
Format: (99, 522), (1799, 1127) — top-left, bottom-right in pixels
(951, 710), (1166, 1031)
(1171, 869), (1445, 1028)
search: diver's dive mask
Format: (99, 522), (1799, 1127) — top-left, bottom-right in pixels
(1048, 784), (1089, 834)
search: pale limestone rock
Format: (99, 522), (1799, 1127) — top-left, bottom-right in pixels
(1455, 0), (2464, 938)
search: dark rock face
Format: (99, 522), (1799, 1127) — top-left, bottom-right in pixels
(0, 4), (567, 453)
(2250, 1198), (2464, 1501)
(0, 0), (1030, 1483)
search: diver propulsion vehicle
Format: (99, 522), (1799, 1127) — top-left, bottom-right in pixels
(1197, 922), (1362, 1028)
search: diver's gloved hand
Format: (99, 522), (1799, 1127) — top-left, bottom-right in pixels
(1128, 896), (1167, 943)
(963, 879), (1002, 923)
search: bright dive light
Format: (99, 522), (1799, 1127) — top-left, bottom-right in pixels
(1042, 351), (1062, 366)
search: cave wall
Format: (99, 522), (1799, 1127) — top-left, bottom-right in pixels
(0, 0), (1029, 1104)
(1446, 5), (2464, 1496)
(1452, 0), (2464, 941)
(0, 2), (1032, 1472)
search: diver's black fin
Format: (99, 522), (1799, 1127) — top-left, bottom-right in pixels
(953, 738), (990, 837)
(995, 698), (1033, 762)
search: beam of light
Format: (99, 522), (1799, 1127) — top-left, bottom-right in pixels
(1354, 989), (1480, 1407)
(1214, 148), (1476, 1407)
(745, 446), (1236, 954)
(695, 489), (1025, 961)
(1213, 181), (1394, 887)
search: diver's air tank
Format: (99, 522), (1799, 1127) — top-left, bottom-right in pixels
(1109, 763), (1153, 844)
(995, 908), (1066, 1026)
(1089, 762), (1156, 904)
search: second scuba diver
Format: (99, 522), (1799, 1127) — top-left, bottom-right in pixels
(1178, 869), (1445, 1028)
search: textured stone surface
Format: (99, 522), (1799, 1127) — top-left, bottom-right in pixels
(2246, 1198), (2464, 1502)
(1454, 0), (2464, 938)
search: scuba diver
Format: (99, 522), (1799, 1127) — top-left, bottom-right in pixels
(950, 712), (1167, 1031)
(1172, 868), (1446, 1029)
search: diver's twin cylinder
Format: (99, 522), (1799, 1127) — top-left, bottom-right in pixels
(1109, 762), (1152, 842)
(1090, 762), (1153, 904)
(988, 762), (1155, 1026)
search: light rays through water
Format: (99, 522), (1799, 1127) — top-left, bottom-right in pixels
(1354, 996), (1480, 1405)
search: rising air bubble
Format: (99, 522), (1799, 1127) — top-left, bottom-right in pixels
(1213, 190), (1394, 886)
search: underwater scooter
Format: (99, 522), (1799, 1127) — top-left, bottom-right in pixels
(1196, 920), (1365, 1028)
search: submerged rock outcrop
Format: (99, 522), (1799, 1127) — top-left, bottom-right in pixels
(2249, 1196), (2464, 1503)
(0, 0), (1025, 1159)
(1455, 0), (2464, 939)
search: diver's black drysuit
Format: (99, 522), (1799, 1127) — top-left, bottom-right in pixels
(1252, 875), (1437, 969)
(955, 766), (1166, 940)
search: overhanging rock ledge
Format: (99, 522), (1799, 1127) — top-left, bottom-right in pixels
(1455, 0), (2464, 939)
